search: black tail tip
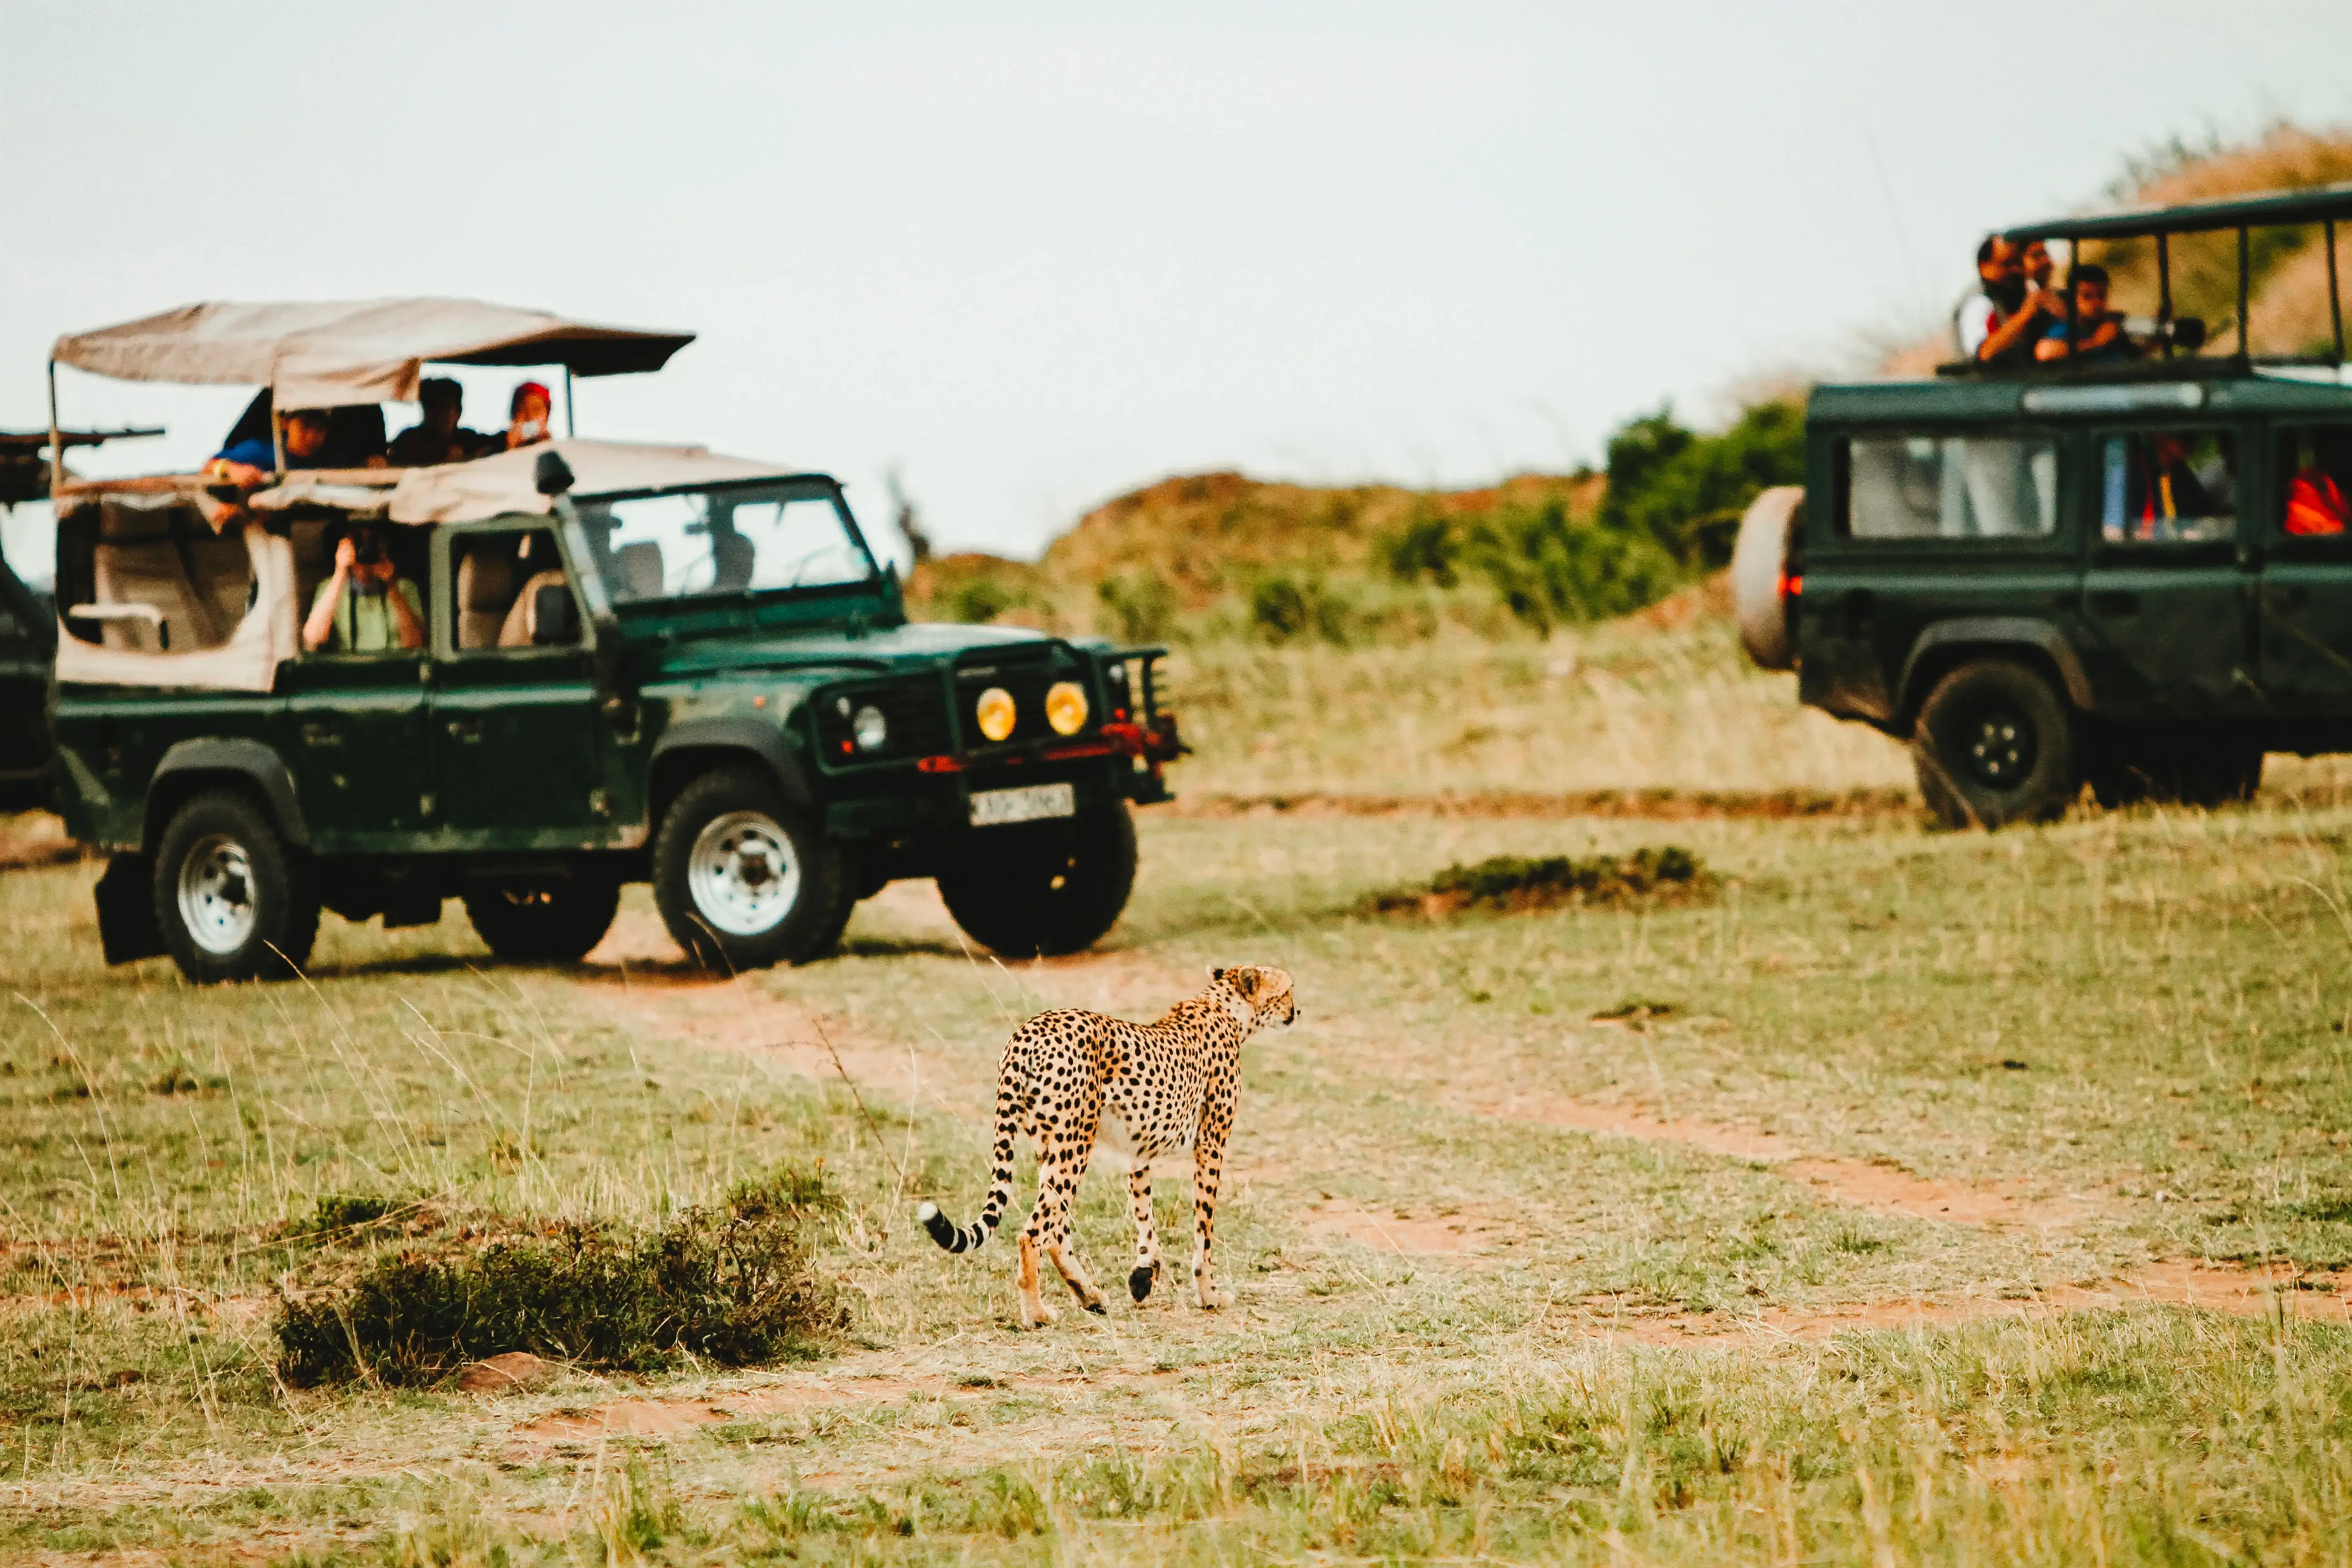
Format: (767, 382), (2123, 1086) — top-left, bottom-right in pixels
(917, 1200), (958, 1251)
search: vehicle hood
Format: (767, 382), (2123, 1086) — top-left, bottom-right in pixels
(641, 619), (1069, 679)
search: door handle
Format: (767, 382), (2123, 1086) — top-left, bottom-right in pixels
(2089, 591), (2139, 615)
(445, 717), (482, 742)
(299, 721), (339, 747)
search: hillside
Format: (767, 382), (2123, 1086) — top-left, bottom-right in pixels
(912, 123), (2352, 645)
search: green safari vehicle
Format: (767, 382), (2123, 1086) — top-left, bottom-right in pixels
(39, 300), (1181, 981)
(1733, 182), (2352, 827)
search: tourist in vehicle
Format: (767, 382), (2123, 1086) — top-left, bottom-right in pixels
(2021, 239), (2058, 301)
(206, 408), (334, 486)
(2287, 429), (2352, 536)
(303, 522), (424, 652)
(387, 377), (492, 466)
(2036, 265), (2136, 363)
(496, 381), (556, 451)
(1958, 236), (2047, 366)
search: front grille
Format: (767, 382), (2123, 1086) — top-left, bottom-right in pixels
(815, 680), (952, 763)
(956, 656), (1088, 749)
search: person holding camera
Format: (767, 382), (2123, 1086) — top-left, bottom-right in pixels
(496, 380), (556, 452)
(303, 523), (424, 652)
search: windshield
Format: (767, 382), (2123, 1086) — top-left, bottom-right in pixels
(575, 480), (876, 605)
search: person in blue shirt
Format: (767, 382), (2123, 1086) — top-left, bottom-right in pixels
(2035, 265), (2136, 365)
(206, 408), (333, 487)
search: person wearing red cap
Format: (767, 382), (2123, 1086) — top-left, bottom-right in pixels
(499, 381), (555, 451)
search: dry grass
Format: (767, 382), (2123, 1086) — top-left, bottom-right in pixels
(7, 774), (2352, 1560)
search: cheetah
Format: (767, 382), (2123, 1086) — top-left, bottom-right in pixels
(918, 965), (1298, 1328)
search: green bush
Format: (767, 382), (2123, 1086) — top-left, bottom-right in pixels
(1247, 573), (1357, 646)
(275, 1169), (843, 1387)
(1368, 847), (1705, 915)
(1599, 400), (1805, 569)
(1095, 572), (1176, 642)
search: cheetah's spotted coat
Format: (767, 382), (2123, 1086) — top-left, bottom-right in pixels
(920, 965), (1298, 1327)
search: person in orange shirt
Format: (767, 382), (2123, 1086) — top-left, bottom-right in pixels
(2286, 429), (2351, 536)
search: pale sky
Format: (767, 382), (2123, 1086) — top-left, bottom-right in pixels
(6, 2), (2352, 563)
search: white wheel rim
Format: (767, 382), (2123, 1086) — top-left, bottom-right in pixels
(687, 810), (800, 936)
(177, 834), (258, 955)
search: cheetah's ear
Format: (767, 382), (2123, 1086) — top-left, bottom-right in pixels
(1228, 967), (1263, 1001)
(1208, 965), (1226, 982)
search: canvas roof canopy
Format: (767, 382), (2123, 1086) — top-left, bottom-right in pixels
(51, 299), (694, 410)
(243, 439), (805, 525)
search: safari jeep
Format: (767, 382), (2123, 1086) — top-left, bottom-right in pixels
(1734, 181), (2352, 827)
(39, 299), (1178, 981)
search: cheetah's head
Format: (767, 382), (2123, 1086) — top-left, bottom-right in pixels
(1209, 965), (1298, 1029)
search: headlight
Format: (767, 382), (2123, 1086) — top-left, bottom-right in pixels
(976, 686), (1016, 743)
(852, 704), (888, 752)
(1045, 681), (1089, 735)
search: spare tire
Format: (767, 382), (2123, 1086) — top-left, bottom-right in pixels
(1730, 485), (1803, 670)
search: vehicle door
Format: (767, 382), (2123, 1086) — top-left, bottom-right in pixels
(1803, 425), (2074, 720)
(2258, 420), (2352, 711)
(429, 523), (616, 848)
(2074, 422), (2259, 719)
(276, 528), (436, 853)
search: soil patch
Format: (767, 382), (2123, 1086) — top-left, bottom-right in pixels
(0, 812), (80, 871)
(1580, 1260), (2344, 1346)
(1171, 788), (1917, 822)
(515, 1364), (1182, 1444)
(1300, 1200), (1519, 1255)
(1488, 1092), (2097, 1230)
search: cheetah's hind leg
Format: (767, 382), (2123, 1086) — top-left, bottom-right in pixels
(1127, 1163), (1162, 1302)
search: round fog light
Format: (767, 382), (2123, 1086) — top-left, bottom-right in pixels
(976, 686), (1016, 742)
(1045, 681), (1089, 735)
(852, 704), (888, 752)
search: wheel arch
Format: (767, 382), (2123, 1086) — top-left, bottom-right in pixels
(1897, 620), (2092, 729)
(647, 720), (815, 838)
(145, 739), (309, 853)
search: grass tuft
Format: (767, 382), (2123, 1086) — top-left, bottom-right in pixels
(1367, 846), (1706, 916)
(274, 1166), (843, 1387)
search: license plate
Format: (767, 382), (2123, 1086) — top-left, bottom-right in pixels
(969, 782), (1077, 827)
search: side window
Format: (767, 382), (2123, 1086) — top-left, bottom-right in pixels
(452, 529), (576, 652)
(1843, 435), (2057, 540)
(299, 522), (430, 657)
(2278, 423), (2352, 542)
(2097, 429), (2236, 545)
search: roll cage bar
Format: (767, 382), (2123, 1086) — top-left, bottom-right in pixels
(1978, 180), (2352, 375)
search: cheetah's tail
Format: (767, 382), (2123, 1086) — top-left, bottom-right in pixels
(919, 1080), (1020, 1254)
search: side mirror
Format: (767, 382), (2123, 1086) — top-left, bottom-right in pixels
(533, 450), (574, 496)
(531, 583), (579, 645)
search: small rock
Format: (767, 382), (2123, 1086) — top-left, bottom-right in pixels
(456, 1352), (555, 1393)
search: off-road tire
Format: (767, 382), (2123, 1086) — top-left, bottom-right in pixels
(652, 766), (850, 972)
(151, 789), (318, 983)
(463, 880), (620, 965)
(1912, 660), (2078, 830)
(937, 801), (1138, 958)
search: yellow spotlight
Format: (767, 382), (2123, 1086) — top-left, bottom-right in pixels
(1045, 681), (1089, 736)
(976, 686), (1016, 742)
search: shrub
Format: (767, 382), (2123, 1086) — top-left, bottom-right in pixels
(276, 1168), (843, 1387)
(1247, 573), (1357, 646)
(1367, 847), (1706, 916)
(1095, 572), (1176, 642)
